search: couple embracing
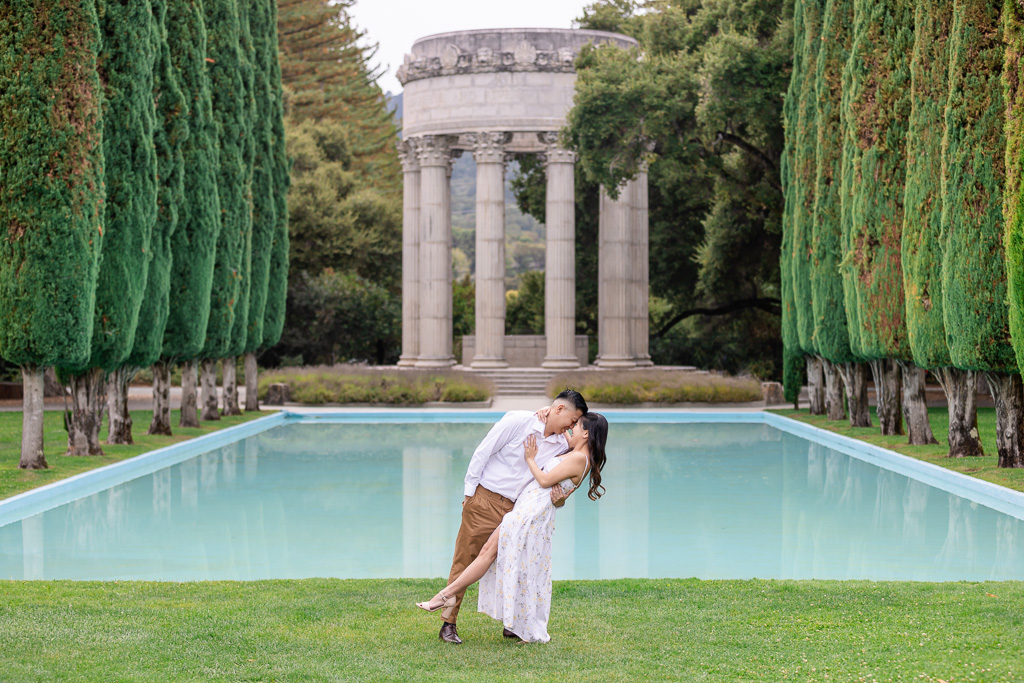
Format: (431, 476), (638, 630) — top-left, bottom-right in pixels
(416, 389), (609, 644)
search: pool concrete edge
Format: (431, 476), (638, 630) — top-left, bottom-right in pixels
(762, 412), (1024, 521)
(0, 412), (288, 528)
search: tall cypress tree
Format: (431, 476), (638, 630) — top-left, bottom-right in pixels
(841, 0), (915, 436)
(781, 0), (805, 408)
(262, 0), (290, 355)
(200, 0), (248, 421)
(131, 0), (187, 437)
(811, 0), (871, 427)
(944, 0), (1020, 467)
(242, 0), (279, 412)
(61, 0), (159, 455)
(0, 0), (105, 468)
(904, 0), (980, 455)
(791, 0), (826, 415)
(220, 0), (257, 417)
(161, 0), (221, 431)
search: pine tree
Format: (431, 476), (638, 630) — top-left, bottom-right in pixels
(220, 0), (257, 417)
(811, 0), (871, 427)
(791, 0), (825, 415)
(944, 0), (1020, 467)
(242, 0), (279, 411)
(277, 0), (399, 195)
(131, 0), (188, 436)
(841, 0), (915, 436)
(0, 0), (105, 468)
(161, 0), (222, 430)
(200, 0), (250, 421)
(904, 0), (979, 455)
(62, 0), (158, 455)
(262, 0), (290, 354)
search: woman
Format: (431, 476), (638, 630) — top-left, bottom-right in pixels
(416, 412), (608, 643)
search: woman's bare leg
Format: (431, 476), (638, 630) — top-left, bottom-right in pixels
(421, 527), (500, 609)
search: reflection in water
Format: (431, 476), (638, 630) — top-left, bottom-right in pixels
(0, 422), (1022, 581)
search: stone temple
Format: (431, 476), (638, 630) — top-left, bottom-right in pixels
(396, 28), (650, 370)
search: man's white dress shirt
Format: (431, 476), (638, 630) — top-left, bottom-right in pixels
(464, 410), (569, 500)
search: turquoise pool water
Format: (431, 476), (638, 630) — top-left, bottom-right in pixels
(1, 415), (1022, 581)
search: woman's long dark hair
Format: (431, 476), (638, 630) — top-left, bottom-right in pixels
(580, 412), (608, 500)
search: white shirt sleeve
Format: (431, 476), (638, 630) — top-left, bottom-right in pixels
(464, 411), (532, 497)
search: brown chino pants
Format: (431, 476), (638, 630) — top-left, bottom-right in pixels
(442, 485), (514, 624)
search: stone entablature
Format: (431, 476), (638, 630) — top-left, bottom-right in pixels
(396, 28), (637, 85)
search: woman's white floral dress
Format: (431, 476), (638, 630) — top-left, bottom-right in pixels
(477, 457), (576, 643)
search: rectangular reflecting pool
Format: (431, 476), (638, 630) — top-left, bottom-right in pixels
(1, 412), (1023, 581)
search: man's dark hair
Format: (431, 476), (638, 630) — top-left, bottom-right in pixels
(555, 388), (588, 415)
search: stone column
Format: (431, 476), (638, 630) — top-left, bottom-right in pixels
(631, 167), (652, 365)
(468, 132), (510, 368)
(397, 138), (421, 366)
(415, 135), (457, 368)
(596, 184), (636, 367)
(540, 132), (580, 369)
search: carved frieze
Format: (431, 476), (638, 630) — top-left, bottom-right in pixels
(397, 41), (580, 85)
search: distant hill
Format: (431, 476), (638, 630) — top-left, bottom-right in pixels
(386, 91), (545, 288)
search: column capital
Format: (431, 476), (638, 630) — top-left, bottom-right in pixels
(467, 131), (512, 164)
(416, 134), (459, 167)
(397, 138), (420, 173)
(538, 131), (577, 165)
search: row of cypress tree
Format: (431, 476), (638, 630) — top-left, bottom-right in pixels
(0, 0), (289, 468)
(781, 0), (1024, 467)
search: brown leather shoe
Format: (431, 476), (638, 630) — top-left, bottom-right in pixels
(502, 628), (520, 640)
(439, 622), (462, 644)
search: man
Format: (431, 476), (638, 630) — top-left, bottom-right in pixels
(438, 388), (589, 644)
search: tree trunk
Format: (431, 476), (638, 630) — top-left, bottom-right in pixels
(869, 358), (903, 436)
(897, 360), (937, 445)
(67, 367), (105, 455)
(806, 356), (825, 415)
(934, 367), (983, 458)
(221, 356), (242, 416)
(200, 358), (220, 421)
(105, 366), (135, 445)
(244, 351), (259, 412)
(837, 362), (872, 428)
(179, 359), (200, 428)
(148, 360), (173, 435)
(821, 358), (846, 421)
(983, 372), (1024, 468)
(19, 364), (48, 469)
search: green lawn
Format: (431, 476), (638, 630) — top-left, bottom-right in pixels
(772, 407), (1024, 494)
(1, 579), (1021, 681)
(0, 409), (272, 500)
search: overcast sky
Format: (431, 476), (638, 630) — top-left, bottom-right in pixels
(351, 0), (592, 95)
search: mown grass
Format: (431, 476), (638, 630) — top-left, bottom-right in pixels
(1, 578), (1021, 681)
(548, 369), (763, 404)
(257, 365), (493, 404)
(773, 406), (1024, 494)
(0, 409), (270, 501)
